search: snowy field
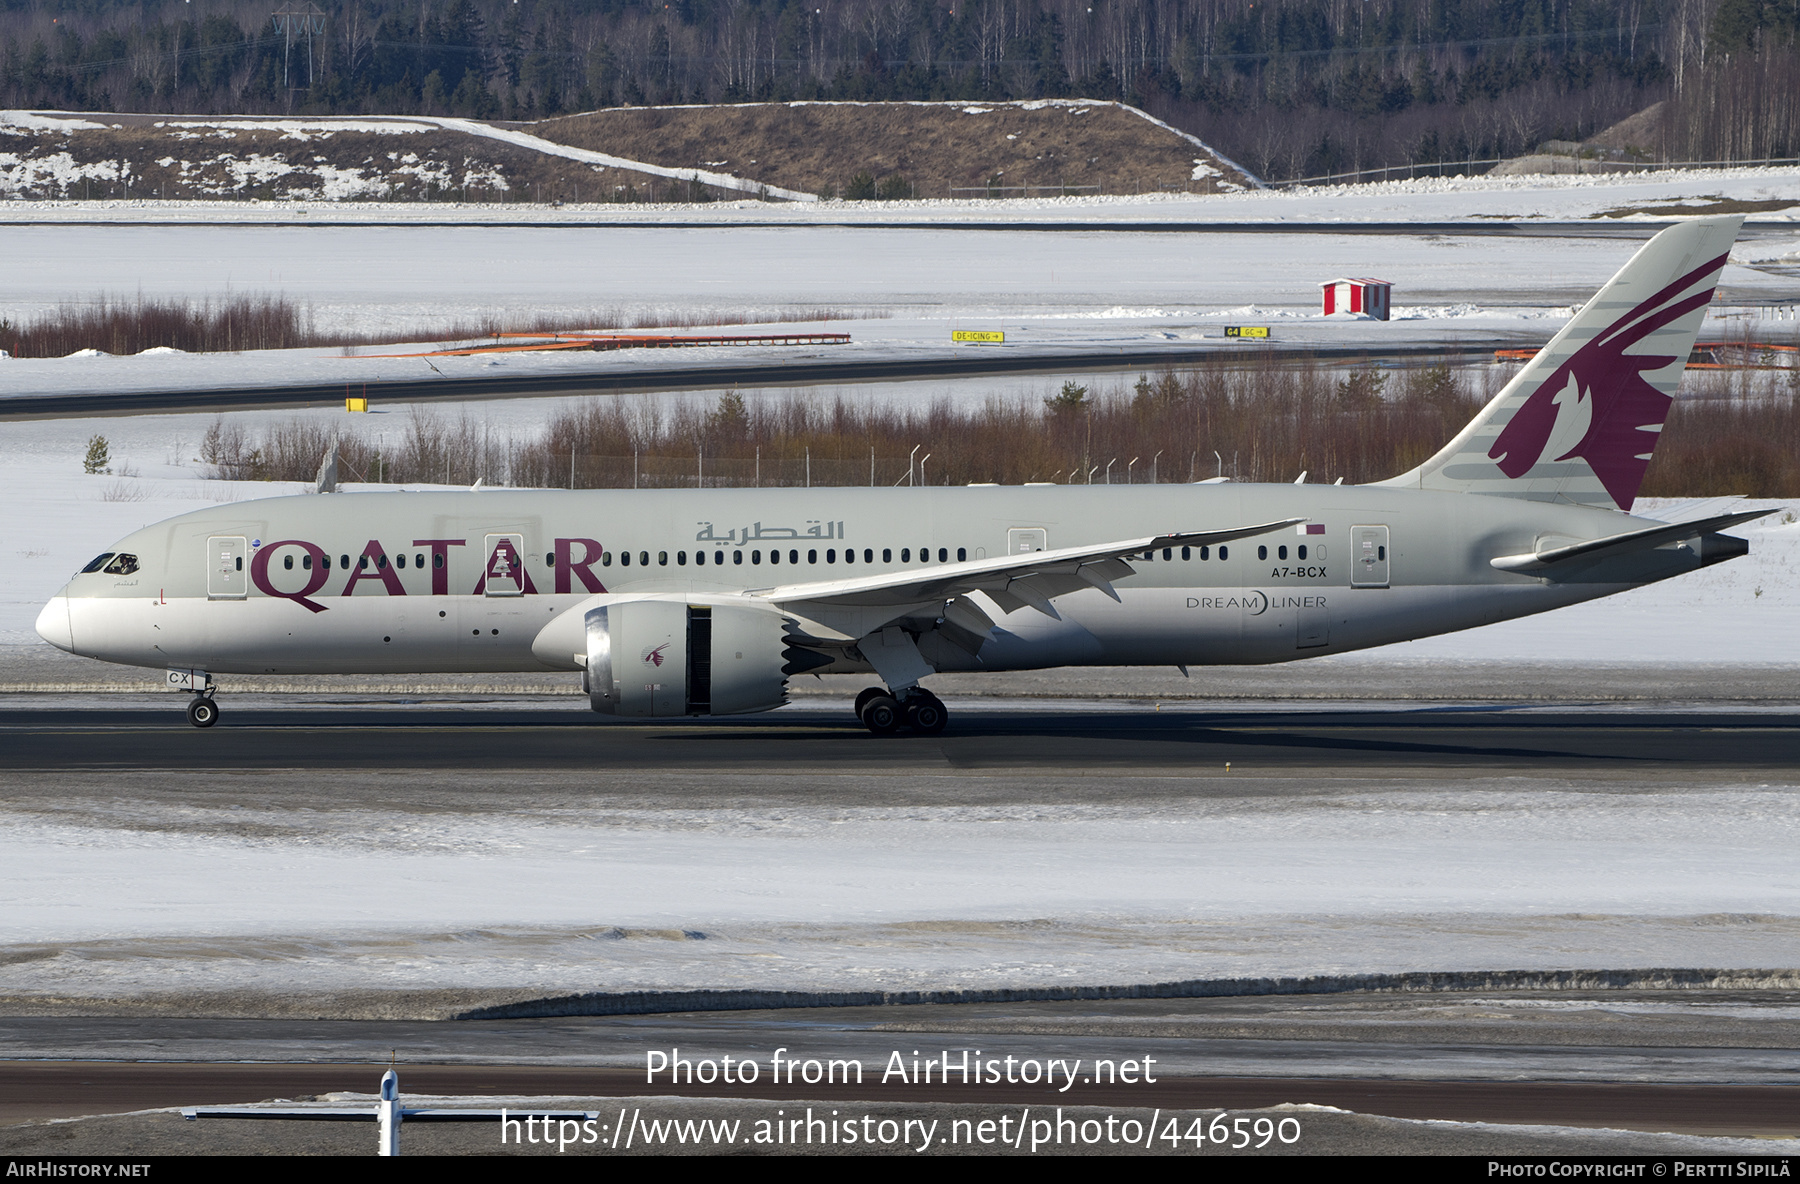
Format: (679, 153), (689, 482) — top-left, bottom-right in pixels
(4, 783), (1800, 1001)
(4, 162), (1798, 224)
(1, 169), (1797, 402)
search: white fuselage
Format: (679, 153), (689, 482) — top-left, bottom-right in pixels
(37, 483), (1701, 681)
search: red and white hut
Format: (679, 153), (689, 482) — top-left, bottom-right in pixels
(1320, 277), (1392, 321)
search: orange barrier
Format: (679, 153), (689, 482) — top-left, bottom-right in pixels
(1687, 340), (1799, 370)
(1495, 342), (1798, 369)
(361, 332), (853, 359)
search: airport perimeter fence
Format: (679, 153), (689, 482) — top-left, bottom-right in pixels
(528, 453), (1192, 489)
(1270, 154), (1800, 188)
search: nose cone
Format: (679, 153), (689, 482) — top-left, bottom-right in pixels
(35, 595), (74, 653)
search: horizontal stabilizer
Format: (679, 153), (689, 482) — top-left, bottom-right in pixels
(1490, 509), (1773, 573)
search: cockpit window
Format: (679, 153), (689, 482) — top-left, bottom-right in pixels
(102, 553), (139, 576)
(81, 553), (115, 574)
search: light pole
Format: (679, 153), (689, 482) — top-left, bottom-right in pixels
(1105, 458), (1116, 484)
(1126, 456), (1139, 484)
(909, 444), (921, 486)
(919, 453), (932, 486)
(1151, 450), (1163, 484)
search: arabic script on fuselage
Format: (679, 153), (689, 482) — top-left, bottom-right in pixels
(695, 520), (843, 544)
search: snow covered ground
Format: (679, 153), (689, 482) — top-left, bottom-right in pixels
(4, 785), (1800, 999)
(0, 238), (1793, 402)
(3, 162), (1797, 224)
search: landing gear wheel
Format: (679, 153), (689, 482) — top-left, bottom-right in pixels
(853, 686), (887, 721)
(904, 692), (948, 735)
(186, 697), (219, 728)
(860, 694), (902, 735)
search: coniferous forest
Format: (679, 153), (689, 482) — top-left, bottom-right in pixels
(0, 0), (1795, 179)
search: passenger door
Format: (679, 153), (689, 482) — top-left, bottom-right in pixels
(483, 533), (526, 596)
(207, 536), (247, 599)
(1350, 525), (1390, 588)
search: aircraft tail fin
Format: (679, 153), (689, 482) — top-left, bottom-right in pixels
(1372, 215), (1743, 511)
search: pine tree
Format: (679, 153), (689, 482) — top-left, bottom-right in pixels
(83, 435), (111, 475)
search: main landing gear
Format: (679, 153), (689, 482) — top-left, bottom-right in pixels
(854, 686), (948, 736)
(186, 689), (220, 728)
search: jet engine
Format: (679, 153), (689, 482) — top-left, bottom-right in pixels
(581, 598), (792, 717)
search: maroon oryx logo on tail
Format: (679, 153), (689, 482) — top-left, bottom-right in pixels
(1488, 253), (1727, 509)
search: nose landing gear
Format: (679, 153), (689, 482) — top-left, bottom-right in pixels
(168, 669), (219, 728)
(855, 686), (947, 735)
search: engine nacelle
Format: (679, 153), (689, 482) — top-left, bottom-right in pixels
(583, 598), (790, 717)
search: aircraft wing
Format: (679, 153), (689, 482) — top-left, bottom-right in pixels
(757, 518), (1303, 620)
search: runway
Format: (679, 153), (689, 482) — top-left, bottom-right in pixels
(7, 702), (1799, 775)
(0, 340), (1512, 420)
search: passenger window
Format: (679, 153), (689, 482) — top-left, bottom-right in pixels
(827, 549), (837, 563)
(341, 555), (350, 569)
(1298, 545), (1307, 560)
(602, 551), (612, 567)
(733, 551), (743, 565)
(302, 554), (312, 570)
(659, 551), (668, 566)
(1257, 546), (1267, 560)
(752, 550), (761, 564)
(1163, 547), (1173, 561)
(621, 552), (631, 567)
(1143, 550), (1154, 561)
(396, 554), (406, 568)
(938, 548), (948, 562)
(714, 550), (725, 565)
(864, 549), (874, 563)
(1181, 547), (1191, 561)
(845, 549), (854, 564)
(545, 552), (555, 566)
(901, 548), (911, 562)
(81, 554), (114, 574)
(788, 550), (798, 564)
(284, 555), (294, 570)
(1280, 545), (1289, 560)
(883, 548), (892, 563)
(1220, 545), (1229, 560)
(808, 549), (817, 564)
(433, 554), (443, 569)
(957, 548), (966, 561)
(415, 554), (423, 568)
(377, 555), (387, 569)
(678, 551), (687, 566)
(769, 550), (779, 565)
(638, 551), (648, 566)
(1200, 546), (1209, 560)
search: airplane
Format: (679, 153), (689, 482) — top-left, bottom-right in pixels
(36, 214), (1770, 734)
